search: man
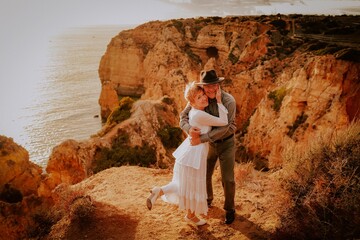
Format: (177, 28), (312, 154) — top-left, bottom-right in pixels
(180, 69), (237, 224)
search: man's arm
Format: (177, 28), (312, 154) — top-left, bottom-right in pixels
(179, 103), (192, 134)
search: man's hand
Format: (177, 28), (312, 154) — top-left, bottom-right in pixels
(189, 127), (200, 138)
(216, 86), (222, 103)
(190, 135), (201, 146)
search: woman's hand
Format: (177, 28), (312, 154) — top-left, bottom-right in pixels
(216, 86), (222, 103)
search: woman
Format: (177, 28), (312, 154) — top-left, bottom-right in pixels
(146, 82), (228, 226)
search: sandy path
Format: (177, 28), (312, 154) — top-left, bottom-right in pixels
(58, 165), (280, 240)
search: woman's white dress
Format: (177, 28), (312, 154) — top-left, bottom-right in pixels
(161, 103), (228, 215)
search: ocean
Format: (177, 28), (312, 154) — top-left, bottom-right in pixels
(0, 25), (133, 167)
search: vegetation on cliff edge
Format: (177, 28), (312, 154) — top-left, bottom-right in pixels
(106, 97), (134, 125)
(275, 121), (360, 240)
(92, 131), (157, 173)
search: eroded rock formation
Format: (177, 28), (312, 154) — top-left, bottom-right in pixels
(98, 15), (360, 169)
(1, 15), (359, 239)
(0, 136), (44, 238)
(0, 136), (42, 202)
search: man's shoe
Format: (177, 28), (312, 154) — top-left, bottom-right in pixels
(224, 210), (235, 224)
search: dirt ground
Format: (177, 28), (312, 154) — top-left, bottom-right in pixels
(47, 164), (285, 240)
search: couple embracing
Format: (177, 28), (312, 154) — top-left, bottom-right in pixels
(147, 69), (237, 226)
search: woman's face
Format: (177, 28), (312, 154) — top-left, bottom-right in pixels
(191, 90), (208, 110)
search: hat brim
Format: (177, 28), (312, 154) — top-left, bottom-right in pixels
(195, 77), (225, 85)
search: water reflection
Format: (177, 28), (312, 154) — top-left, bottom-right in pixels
(3, 26), (131, 167)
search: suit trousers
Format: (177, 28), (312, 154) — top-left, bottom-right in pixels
(206, 136), (236, 212)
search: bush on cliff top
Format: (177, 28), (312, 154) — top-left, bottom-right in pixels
(268, 87), (287, 112)
(157, 125), (183, 149)
(93, 131), (157, 173)
(106, 97), (134, 125)
(275, 121), (360, 240)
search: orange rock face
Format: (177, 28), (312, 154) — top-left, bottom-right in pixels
(1, 15), (359, 240)
(98, 15), (360, 169)
(98, 81), (119, 121)
(243, 55), (359, 168)
(0, 136), (44, 239)
(0, 136), (42, 201)
(43, 140), (94, 191)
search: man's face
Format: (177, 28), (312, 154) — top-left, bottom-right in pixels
(202, 83), (219, 99)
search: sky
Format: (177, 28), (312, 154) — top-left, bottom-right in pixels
(0, 0), (359, 135)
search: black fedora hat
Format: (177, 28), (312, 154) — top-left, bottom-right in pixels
(196, 70), (224, 85)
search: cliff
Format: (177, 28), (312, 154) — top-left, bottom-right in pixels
(0, 15), (359, 239)
(0, 136), (281, 239)
(98, 14), (360, 169)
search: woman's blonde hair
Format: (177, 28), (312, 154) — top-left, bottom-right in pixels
(184, 82), (203, 104)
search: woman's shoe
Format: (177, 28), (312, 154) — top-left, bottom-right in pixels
(146, 187), (161, 210)
(184, 215), (207, 226)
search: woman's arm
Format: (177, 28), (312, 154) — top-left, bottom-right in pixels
(193, 103), (228, 126)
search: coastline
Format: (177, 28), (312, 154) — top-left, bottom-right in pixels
(0, 25), (134, 167)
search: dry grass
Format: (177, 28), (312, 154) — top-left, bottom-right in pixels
(235, 162), (256, 186)
(27, 188), (95, 239)
(274, 121), (360, 240)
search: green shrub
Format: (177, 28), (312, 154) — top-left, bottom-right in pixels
(239, 117), (251, 137)
(270, 19), (287, 31)
(183, 44), (201, 64)
(27, 206), (62, 239)
(161, 96), (173, 105)
(0, 184), (23, 203)
(287, 112), (308, 138)
(268, 87), (287, 112)
(228, 52), (239, 65)
(69, 196), (95, 225)
(275, 121), (360, 240)
(191, 25), (203, 39)
(106, 97), (134, 124)
(172, 20), (185, 35)
(334, 48), (360, 63)
(313, 45), (342, 56)
(194, 17), (212, 24)
(228, 45), (240, 64)
(158, 125), (183, 149)
(93, 132), (157, 173)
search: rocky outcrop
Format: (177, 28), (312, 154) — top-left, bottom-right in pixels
(0, 136), (42, 202)
(0, 135), (110, 239)
(0, 136), (44, 239)
(38, 139), (95, 198)
(243, 55), (359, 168)
(98, 15), (360, 169)
(98, 81), (119, 122)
